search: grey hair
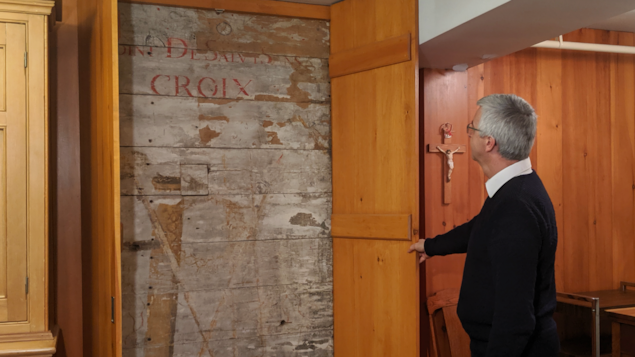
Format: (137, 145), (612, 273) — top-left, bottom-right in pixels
(476, 94), (537, 161)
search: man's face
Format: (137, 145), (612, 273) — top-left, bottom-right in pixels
(469, 107), (486, 162)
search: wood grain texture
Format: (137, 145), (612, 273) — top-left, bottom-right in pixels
(120, 4), (334, 355)
(331, 214), (411, 240)
(118, 0), (331, 20)
(331, 0), (420, 355)
(422, 69), (470, 296)
(0, 1), (52, 340)
(49, 0), (85, 353)
(329, 33), (411, 78)
(426, 289), (470, 357)
(118, 3), (329, 58)
(609, 31), (635, 292)
(4, 22), (27, 323)
(77, 0), (121, 354)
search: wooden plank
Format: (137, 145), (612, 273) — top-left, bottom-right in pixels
(124, 329), (333, 356)
(329, 33), (411, 78)
(122, 284), (333, 349)
(330, 0), (420, 355)
(118, 4), (329, 59)
(25, 13), (49, 333)
(50, 0), (85, 352)
(443, 305), (471, 357)
(609, 31), (635, 289)
(120, 147), (331, 196)
(119, 0), (331, 21)
(535, 47), (564, 290)
(121, 193), (331, 244)
(562, 29), (613, 292)
(0, 128), (4, 301)
(118, 48), (330, 102)
(466, 64), (486, 209)
(5, 22), (27, 323)
(0, 44), (5, 112)
(119, 95), (331, 149)
(422, 69), (469, 296)
(333, 238), (419, 356)
(77, 0), (121, 354)
(331, 214), (411, 240)
(561, 29), (594, 293)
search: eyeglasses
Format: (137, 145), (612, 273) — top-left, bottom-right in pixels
(466, 122), (481, 135)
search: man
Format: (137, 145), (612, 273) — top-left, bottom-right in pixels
(409, 94), (559, 356)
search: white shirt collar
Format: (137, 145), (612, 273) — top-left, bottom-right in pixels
(485, 158), (533, 198)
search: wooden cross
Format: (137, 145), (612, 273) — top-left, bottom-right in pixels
(427, 123), (466, 205)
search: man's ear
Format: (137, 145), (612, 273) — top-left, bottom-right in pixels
(485, 136), (496, 152)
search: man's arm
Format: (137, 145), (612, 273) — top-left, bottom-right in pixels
(485, 201), (541, 357)
(423, 215), (477, 257)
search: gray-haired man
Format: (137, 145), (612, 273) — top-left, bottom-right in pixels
(409, 94), (559, 356)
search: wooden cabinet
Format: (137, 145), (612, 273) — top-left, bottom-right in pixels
(0, 0), (56, 356)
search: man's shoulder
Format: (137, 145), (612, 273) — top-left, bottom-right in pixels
(495, 173), (555, 220)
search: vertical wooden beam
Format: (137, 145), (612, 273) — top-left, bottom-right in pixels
(50, 0), (84, 354)
(77, 0), (121, 355)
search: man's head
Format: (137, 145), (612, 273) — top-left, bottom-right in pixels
(469, 94), (537, 171)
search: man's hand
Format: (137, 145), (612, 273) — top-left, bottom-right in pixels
(408, 239), (431, 263)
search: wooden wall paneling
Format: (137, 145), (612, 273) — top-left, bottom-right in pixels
(484, 51), (539, 164)
(535, 48), (565, 289)
(609, 31), (635, 287)
(118, 0), (330, 20)
(331, 0), (420, 355)
(422, 69), (470, 296)
(562, 29), (613, 293)
(78, 0), (121, 355)
(466, 64), (487, 210)
(561, 30), (592, 293)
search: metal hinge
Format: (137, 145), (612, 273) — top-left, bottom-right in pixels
(111, 296), (115, 323)
(24, 52), (27, 68)
(25, 277), (28, 294)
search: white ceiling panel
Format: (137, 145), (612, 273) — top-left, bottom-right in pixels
(588, 10), (635, 33)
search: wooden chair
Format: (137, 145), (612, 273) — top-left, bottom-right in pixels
(427, 289), (471, 357)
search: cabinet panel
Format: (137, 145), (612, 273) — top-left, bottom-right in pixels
(0, 22), (27, 323)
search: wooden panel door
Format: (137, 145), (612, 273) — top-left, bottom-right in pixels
(330, 0), (420, 356)
(77, 0), (122, 355)
(0, 22), (28, 323)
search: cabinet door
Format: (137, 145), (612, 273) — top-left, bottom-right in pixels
(0, 22), (27, 323)
(330, 0), (420, 356)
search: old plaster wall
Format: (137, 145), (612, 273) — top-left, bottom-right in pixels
(118, 4), (333, 356)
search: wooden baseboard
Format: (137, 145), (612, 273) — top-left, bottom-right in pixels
(0, 326), (57, 356)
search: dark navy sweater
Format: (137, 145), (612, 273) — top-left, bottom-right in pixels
(425, 172), (559, 357)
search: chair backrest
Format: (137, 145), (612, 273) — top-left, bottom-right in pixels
(427, 289), (471, 357)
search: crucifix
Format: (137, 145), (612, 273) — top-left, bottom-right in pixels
(427, 123), (466, 204)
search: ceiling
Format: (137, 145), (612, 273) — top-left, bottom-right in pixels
(279, 0), (635, 36)
(588, 9), (635, 32)
(277, 0), (340, 5)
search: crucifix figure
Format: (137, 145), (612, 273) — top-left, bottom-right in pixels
(427, 123), (466, 204)
(437, 145), (462, 182)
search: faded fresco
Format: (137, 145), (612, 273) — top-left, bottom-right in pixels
(119, 4), (333, 356)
